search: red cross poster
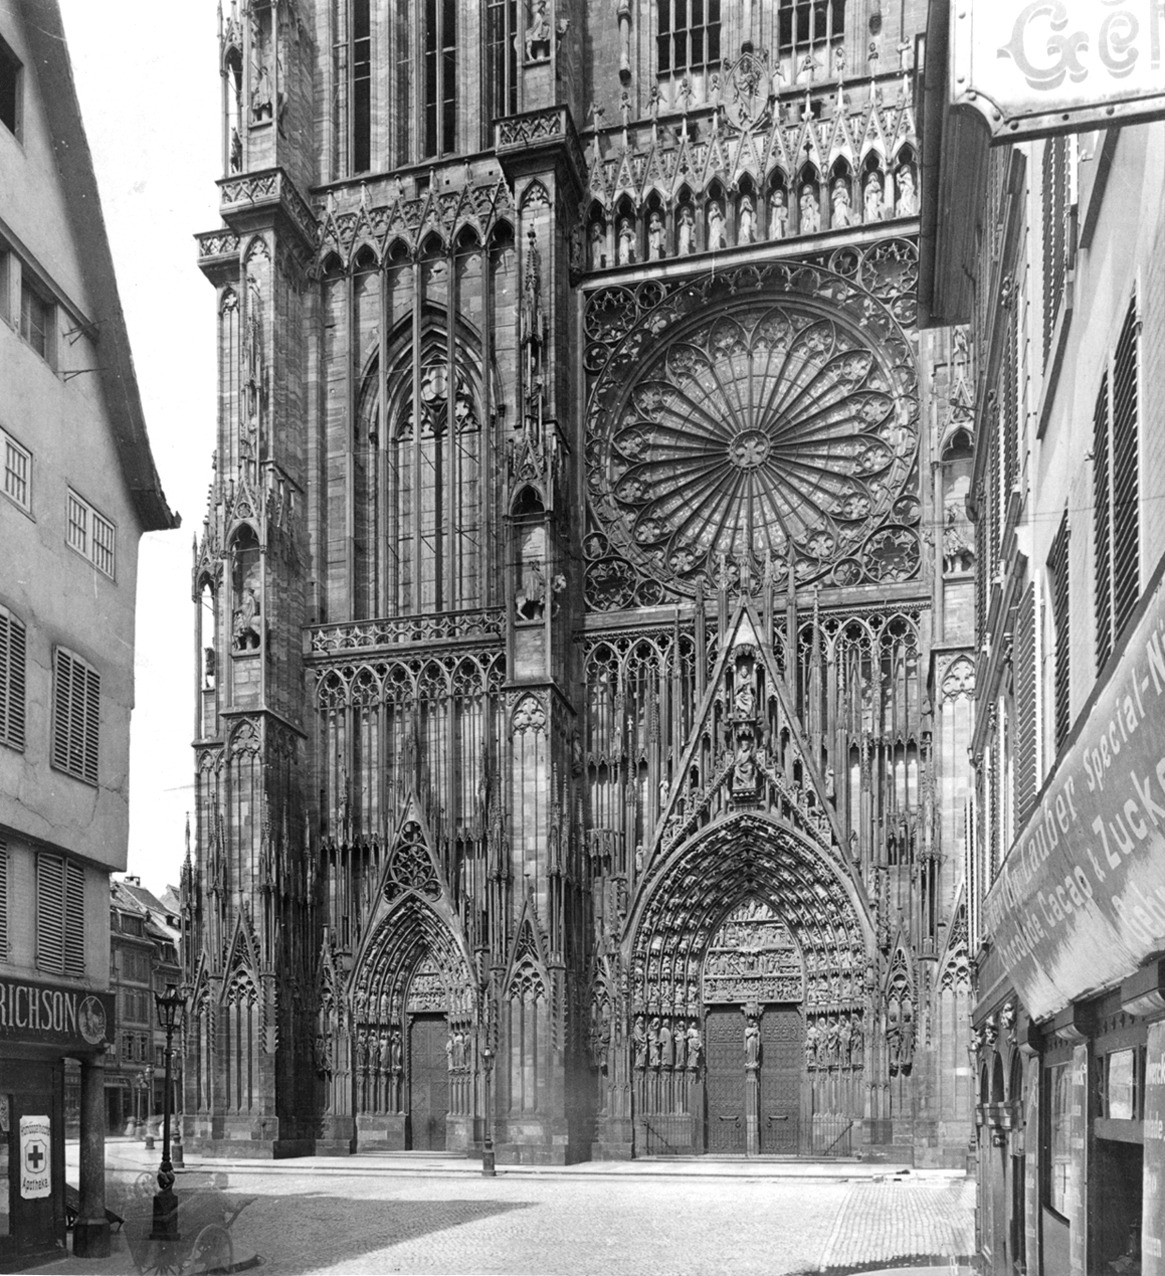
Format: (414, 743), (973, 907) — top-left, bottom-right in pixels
(19, 1115), (50, 1200)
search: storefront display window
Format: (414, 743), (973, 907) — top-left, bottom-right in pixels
(0, 1095), (10, 1237)
(1047, 1061), (1072, 1216)
(1104, 1049), (1137, 1120)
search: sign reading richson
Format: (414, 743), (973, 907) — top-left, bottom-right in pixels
(0, 977), (113, 1049)
(984, 577), (1165, 1022)
(950, 0), (1165, 141)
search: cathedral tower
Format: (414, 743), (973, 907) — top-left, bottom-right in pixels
(185, 0), (975, 1166)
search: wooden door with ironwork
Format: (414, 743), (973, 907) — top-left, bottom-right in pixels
(703, 1006), (746, 1152)
(407, 1013), (448, 1151)
(758, 1006), (802, 1153)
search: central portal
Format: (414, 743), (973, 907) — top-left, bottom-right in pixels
(704, 1005), (802, 1153)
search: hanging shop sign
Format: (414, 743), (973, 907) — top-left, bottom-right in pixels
(0, 977), (114, 1049)
(19, 1115), (51, 1200)
(949, 0), (1165, 142)
(984, 575), (1165, 1022)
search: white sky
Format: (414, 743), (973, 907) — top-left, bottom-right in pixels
(59, 3), (221, 895)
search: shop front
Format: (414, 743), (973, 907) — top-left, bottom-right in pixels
(0, 977), (115, 1270)
(977, 577), (1165, 1276)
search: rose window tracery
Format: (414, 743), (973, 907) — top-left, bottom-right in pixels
(587, 283), (919, 598)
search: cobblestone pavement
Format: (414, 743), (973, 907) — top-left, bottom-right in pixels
(50, 1143), (973, 1276)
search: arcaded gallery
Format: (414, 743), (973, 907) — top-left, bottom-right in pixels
(181, 0), (980, 1170)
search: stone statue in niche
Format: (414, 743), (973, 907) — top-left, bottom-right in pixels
(942, 498), (975, 573)
(768, 189), (788, 239)
(232, 560), (261, 651)
(804, 1019), (820, 1068)
(617, 217), (636, 265)
(251, 65), (273, 120)
(677, 205), (696, 255)
(648, 1017), (663, 1067)
(744, 1015), (761, 1067)
(830, 180), (854, 228)
(230, 126), (243, 173)
(203, 647), (216, 689)
(799, 185), (821, 234)
(687, 1021), (703, 1071)
(738, 195), (756, 244)
(647, 211), (665, 260)
(515, 523), (548, 620)
(895, 164), (918, 216)
(633, 1015), (648, 1068)
(732, 730), (760, 794)
(864, 171), (885, 223)
(525, 0), (551, 61)
(658, 1019), (674, 1068)
(589, 220), (606, 270)
(707, 200), (727, 250)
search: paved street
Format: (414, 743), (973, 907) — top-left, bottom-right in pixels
(49, 1142), (974, 1276)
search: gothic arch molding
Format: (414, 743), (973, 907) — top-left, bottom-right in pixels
(627, 809), (875, 1020)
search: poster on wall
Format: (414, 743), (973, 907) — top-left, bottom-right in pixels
(18, 1115), (50, 1200)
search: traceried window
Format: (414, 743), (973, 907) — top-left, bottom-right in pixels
(3, 428), (30, 511)
(423, 0), (457, 158)
(1093, 296), (1140, 673)
(351, 0), (372, 172)
(332, 0), (374, 176)
(0, 603), (26, 752)
(52, 646), (100, 785)
(36, 852), (85, 977)
(0, 33), (20, 137)
(658, 0), (722, 75)
(778, 0), (845, 58)
(488, 0), (519, 119)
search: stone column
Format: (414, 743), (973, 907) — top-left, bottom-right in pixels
(72, 1053), (110, 1258)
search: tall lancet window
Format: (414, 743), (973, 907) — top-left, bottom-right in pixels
(423, 0), (457, 157)
(331, 0), (373, 176)
(383, 331), (483, 614)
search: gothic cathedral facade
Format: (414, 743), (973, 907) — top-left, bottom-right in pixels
(183, 0), (977, 1166)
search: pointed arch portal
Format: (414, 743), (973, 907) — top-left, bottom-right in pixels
(627, 811), (874, 1156)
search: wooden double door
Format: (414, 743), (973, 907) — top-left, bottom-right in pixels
(704, 1005), (802, 1154)
(407, 1013), (448, 1150)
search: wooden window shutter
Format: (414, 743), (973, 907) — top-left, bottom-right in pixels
(36, 852), (66, 974)
(64, 858), (85, 977)
(1112, 296), (1140, 638)
(1093, 374), (1112, 672)
(0, 841), (8, 958)
(1013, 583), (1039, 823)
(0, 605), (26, 750)
(1048, 513), (1071, 750)
(52, 648), (100, 784)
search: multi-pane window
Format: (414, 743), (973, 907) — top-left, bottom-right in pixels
(658, 0), (722, 74)
(778, 0), (845, 57)
(351, 0), (371, 173)
(52, 646), (100, 785)
(3, 429), (30, 510)
(1093, 296), (1140, 673)
(423, 0), (456, 158)
(1048, 513), (1070, 751)
(488, 0), (519, 119)
(0, 34), (20, 136)
(20, 279), (52, 363)
(35, 852), (85, 977)
(66, 488), (116, 577)
(0, 604), (26, 751)
(1045, 1062), (1072, 1216)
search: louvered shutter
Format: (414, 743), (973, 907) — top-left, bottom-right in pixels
(36, 853), (65, 974)
(0, 606), (26, 750)
(1049, 514), (1071, 750)
(52, 648), (100, 784)
(1112, 298), (1140, 637)
(1013, 584), (1039, 823)
(64, 859), (85, 977)
(1094, 375), (1112, 671)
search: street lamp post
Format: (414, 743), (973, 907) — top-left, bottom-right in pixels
(142, 1067), (155, 1150)
(148, 984), (186, 1243)
(481, 1046), (496, 1177)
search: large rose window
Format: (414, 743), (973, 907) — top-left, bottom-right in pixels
(586, 285), (919, 600)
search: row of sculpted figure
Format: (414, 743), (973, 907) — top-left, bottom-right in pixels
(804, 1012), (864, 1070)
(632, 1014), (705, 1071)
(590, 163), (919, 269)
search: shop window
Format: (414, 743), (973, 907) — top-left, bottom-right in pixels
(1045, 1060), (1071, 1216)
(35, 852), (85, 977)
(51, 647), (100, 785)
(0, 1093), (9, 1238)
(0, 603), (26, 752)
(1101, 1048), (1139, 1120)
